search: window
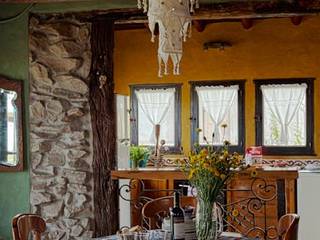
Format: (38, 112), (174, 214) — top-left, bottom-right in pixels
(255, 78), (314, 155)
(190, 80), (245, 153)
(130, 84), (181, 152)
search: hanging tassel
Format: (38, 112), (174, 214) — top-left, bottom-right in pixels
(158, 57), (163, 78)
(188, 21), (192, 38)
(171, 53), (181, 75)
(137, 0), (142, 9)
(195, 0), (200, 9)
(143, 0), (148, 13)
(148, 19), (156, 42)
(190, 0), (195, 13)
(164, 61), (169, 75)
(160, 52), (169, 75)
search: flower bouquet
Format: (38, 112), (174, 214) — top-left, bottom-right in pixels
(180, 127), (245, 240)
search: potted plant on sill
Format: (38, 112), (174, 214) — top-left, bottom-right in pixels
(130, 146), (150, 169)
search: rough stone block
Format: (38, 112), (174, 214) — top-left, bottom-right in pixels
(62, 169), (87, 184)
(70, 225), (83, 237)
(30, 192), (53, 205)
(54, 75), (88, 94)
(30, 62), (53, 86)
(67, 183), (89, 194)
(42, 200), (64, 218)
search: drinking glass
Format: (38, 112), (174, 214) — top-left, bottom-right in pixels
(117, 232), (135, 240)
(134, 232), (150, 240)
(150, 230), (172, 240)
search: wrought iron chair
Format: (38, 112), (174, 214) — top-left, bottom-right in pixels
(278, 214), (299, 240)
(12, 213), (46, 240)
(142, 196), (196, 229)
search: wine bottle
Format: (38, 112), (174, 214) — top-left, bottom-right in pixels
(170, 192), (185, 240)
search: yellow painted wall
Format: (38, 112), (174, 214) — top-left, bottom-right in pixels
(114, 17), (320, 158)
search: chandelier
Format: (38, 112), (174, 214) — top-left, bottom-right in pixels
(137, 0), (199, 77)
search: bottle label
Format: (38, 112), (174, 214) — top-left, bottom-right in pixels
(174, 218), (185, 240)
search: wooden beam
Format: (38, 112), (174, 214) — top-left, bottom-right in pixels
(110, 1), (320, 24)
(0, 0), (88, 2)
(291, 16), (303, 25)
(241, 18), (253, 29)
(89, 18), (118, 237)
(30, 1), (320, 24)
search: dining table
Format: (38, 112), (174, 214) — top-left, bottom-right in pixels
(92, 232), (259, 240)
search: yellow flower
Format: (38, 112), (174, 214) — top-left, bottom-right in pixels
(196, 128), (202, 133)
(189, 169), (196, 179)
(223, 140), (231, 146)
(212, 168), (220, 177)
(220, 174), (226, 180)
(251, 169), (258, 178)
(200, 149), (208, 157)
(203, 163), (210, 169)
(232, 209), (239, 217)
(221, 123), (228, 128)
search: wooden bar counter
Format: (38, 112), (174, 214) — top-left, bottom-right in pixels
(112, 167), (298, 238)
(111, 166), (298, 181)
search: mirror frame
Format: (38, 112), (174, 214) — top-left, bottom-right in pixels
(0, 75), (24, 172)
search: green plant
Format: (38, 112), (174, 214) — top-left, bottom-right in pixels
(130, 146), (149, 168)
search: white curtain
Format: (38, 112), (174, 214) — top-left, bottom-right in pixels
(196, 85), (238, 143)
(261, 83), (307, 145)
(136, 88), (175, 145)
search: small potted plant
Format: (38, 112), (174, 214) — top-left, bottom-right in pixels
(130, 146), (149, 169)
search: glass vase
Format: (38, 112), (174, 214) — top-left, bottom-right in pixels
(195, 198), (220, 240)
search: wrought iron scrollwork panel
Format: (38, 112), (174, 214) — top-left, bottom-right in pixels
(117, 177), (280, 239)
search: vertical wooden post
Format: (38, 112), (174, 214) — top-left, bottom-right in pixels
(89, 17), (118, 237)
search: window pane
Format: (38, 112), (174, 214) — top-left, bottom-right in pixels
(136, 89), (175, 146)
(262, 84), (307, 146)
(196, 85), (239, 145)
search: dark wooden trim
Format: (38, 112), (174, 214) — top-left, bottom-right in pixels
(254, 78), (315, 156)
(241, 19), (254, 29)
(277, 179), (286, 219)
(189, 80), (246, 153)
(0, 76), (24, 172)
(291, 16), (304, 25)
(89, 18), (118, 237)
(130, 83), (182, 153)
(193, 20), (207, 32)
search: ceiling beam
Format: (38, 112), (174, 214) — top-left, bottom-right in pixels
(112, 1), (320, 24)
(0, 0), (88, 2)
(25, 1), (320, 24)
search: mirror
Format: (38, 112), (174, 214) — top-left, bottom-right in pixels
(0, 76), (23, 171)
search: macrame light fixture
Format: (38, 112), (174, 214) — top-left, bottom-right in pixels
(137, 0), (199, 77)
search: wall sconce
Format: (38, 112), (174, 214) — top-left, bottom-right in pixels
(203, 41), (232, 51)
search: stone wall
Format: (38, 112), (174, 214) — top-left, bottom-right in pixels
(29, 16), (93, 239)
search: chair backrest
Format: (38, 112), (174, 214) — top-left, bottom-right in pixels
(278, 214), (300, 240)
(12, 214), (46, 240)
(142, 196), (196, 229)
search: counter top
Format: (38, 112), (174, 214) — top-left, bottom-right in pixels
(111, 166), (298, 180)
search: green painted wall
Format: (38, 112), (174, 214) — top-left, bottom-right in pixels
(0, 6), (30, 240)
(0, 2), (135, 239)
